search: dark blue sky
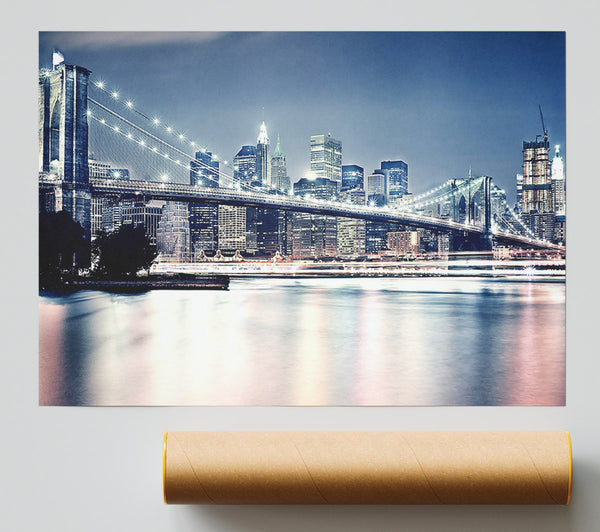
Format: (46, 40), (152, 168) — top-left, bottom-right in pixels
(39, 31), (565, 201)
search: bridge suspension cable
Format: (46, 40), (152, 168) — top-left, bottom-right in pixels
(89, 78), (234, 173)
(404, 177), (484, 211)
(84, 76), (554, 248)
(87, 97), (282, 196)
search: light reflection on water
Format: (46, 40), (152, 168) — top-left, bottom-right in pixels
(39, 277), (565, 406)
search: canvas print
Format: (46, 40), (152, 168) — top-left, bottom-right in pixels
(38, 32), (566, 406)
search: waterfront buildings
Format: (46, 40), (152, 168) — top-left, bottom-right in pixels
(387, 231), (420, 256)
(120, 200), (164, 245)
(218, 205), (246, 251)
(291, 177), (338, 258)
(310, 134), (342, 190)
(337, 188), (366, 257)
(157, 202), (190, 260)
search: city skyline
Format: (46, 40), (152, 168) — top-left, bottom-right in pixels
(38, 31), (565, 203)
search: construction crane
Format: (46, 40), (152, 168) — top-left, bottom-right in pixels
(537, 104), (549, 143)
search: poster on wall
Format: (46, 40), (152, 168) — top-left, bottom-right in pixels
(38, 31), (566, 406)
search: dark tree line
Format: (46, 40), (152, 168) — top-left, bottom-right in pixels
(93, 224), (156, 279)
(39, 211), (157, 287)
(39, 211), (89, 288)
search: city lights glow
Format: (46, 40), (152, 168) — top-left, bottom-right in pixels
(82, 80), (560, 250)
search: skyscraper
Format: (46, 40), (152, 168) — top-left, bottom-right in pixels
(310, 134), (342, 190)
(218, 205), (246, 251)
(366, 171), (386, 206)
(233, 145), (257, 189)
(381, 160), (408, 203)
(157, 202), (190, 261)
(271, 136), (290, 192)
(256, 122), (272, 188)
(551, 145), (565, 215)
(522, 125), (554, 240)
(515, 173), (524, 213)
(291, 177), (338, 258)
(522, 136), (552, 214)
(233, 144), (258, 251)
(337, 188), (366, 257)
(189, 151), (219, 254)
(341, 164), (364, 191)
(190, 150), (219, 187)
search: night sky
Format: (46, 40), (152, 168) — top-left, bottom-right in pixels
(39, 31), (565, 202)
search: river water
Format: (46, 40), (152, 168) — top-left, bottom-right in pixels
(39, 277), (565, 406)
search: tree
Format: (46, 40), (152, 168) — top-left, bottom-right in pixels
(39, 211), (89, 288)
(93, 224), (156, 278)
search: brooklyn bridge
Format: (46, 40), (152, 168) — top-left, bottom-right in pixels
(38, 61), (564, 257)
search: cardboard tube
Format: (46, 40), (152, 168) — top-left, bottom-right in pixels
(163, 431), (572, 505)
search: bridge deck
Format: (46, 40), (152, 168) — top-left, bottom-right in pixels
(39, 175), (564, 251)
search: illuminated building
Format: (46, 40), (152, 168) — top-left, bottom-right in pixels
(381, 160), (408, 204)
(189, 151), (219, 254)
(551, 145), (565, 215)
(120, 200), (164, 245)
(88, 157), (110, 178)
(108, 168), (130, 180)
(271, 136), (290, 192)
(233, 145), (257, 188)
(218, 205), (246, 251)
(337, 188), (366, 257)
(310, 134), (342, 190)
(366, 171), (386, 206)
(515, 173), (524, 213)
(157, 202), (190, 260)
(341, 164), (364, 191)
(387, 231), (420, 256)
(256, 122), (272, 187)
(522, 137), (552, 214)
(291, 177), (338, 258)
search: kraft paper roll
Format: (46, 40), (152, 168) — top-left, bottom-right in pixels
(163, 431), (572, 505)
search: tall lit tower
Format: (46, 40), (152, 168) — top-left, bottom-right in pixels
(381, 160), (408, 204)
(256, 122), (272, 188)
(551, 144), (565, 215)
(521, 107), (555, 240)
(233, 145), (257, 188)
(522, 108), (552, 214)
(310, 134), (342, 190)
(189, 151), (219, 254)
(271, 135), (290, 192)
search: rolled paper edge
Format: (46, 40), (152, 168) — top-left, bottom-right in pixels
(163, 431), (572, 505)
(567, 431), (572, 505)
(163, 431), (168, 505)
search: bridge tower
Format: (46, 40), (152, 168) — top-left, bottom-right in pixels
(449, 175), (493, 251)
(39, 61), (92, 239)
(480, 175), (493, 251)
